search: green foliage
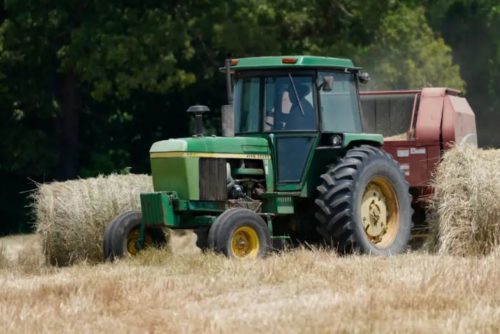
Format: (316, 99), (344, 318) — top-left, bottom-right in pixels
(210, 1), (280, 55)
(62, 5), (196, 101)
(423, 0), (500, 146)
(360, 5), (465, 90)
(488, 3), (500, 109)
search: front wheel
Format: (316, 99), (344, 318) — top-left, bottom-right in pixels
(208, 208), (271, 259)
(315, 146), (412, 255)
(103, 211), (168, 260)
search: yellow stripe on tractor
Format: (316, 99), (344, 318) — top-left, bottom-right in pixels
(150, 152), (271, 160)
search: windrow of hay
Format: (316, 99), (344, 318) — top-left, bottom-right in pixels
(33, 174), (153, 266)
(427, 146), (500, 256)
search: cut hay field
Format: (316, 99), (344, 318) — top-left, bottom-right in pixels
(1, 233), (499, 334)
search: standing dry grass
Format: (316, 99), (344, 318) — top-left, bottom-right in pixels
(32, 174), (153, 265)
(427, 146), (500, 256)
(0, 233), (499, 334)
(0, 235), (46, 275)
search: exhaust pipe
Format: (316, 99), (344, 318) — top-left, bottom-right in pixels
(221, 58), (234, 137)
(221, 105), (234, 137)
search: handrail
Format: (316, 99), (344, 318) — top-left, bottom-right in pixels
(360, 89), (422, 96)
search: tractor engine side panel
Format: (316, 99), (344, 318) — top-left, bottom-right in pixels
(150, 156), (200, 200)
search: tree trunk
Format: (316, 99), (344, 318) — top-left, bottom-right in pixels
(55, 70), (81, 180)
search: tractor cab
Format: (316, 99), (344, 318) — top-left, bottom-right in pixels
(230, 56), (368, 191)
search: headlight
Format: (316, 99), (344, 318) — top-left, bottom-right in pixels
(331, 135), (342, 146)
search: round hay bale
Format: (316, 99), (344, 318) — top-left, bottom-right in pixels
(427, 146), (500, 256)
(33, 174), (154, 265)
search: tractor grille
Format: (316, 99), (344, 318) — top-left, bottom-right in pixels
(199, 158), (227, 201)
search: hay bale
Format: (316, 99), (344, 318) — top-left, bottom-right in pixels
(427, 146), (500, 256)
(33, 174), (153, 265)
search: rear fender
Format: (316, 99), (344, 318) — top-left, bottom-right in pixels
(343, 133), (383, 149)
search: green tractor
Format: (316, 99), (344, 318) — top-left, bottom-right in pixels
(103, 56), (412, 259)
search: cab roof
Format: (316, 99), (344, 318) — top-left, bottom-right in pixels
(230, 55), (359, 71)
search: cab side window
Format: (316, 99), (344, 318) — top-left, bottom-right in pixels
(318, 72), (362, 133)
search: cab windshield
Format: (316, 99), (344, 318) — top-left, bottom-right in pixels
(233, 73), (316, 133)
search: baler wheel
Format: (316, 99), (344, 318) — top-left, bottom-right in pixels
(314, 145), (412, 255)
(103, 211), (167, 260)
(208, 208), (271, 259)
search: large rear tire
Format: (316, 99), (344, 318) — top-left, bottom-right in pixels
(208, 208), (271, 259)
(103, 211), (168, 260)
(314, 146), (412, 255)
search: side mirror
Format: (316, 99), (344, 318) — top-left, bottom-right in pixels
(320, 75), (334, 92)
(187, 105), (210, 136)
(358, 71), (370, 84)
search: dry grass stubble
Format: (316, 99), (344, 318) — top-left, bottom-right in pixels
(0, 235), (47, 275)
(0, 234), (499, 333)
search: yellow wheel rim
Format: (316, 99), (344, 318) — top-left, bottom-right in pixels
(231, 226), (260, 258)
(361, 176), (400, 248)
(126, 227), (153, 256)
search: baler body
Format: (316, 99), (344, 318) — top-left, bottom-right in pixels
(360, 87), (477, 237)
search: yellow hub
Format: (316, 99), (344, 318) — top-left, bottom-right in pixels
(361, 176), (400, 247)
(231, 226), (260, 258)
(126, 227), (153, 256)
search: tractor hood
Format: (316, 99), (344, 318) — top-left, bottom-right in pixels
(148, 136), (271, 200)
(150, 136), (271, 158)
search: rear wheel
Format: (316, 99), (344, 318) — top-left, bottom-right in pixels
(103, 211), (168, 260)
(314, 145), (412, 255)
(208, 208), (271, 259)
